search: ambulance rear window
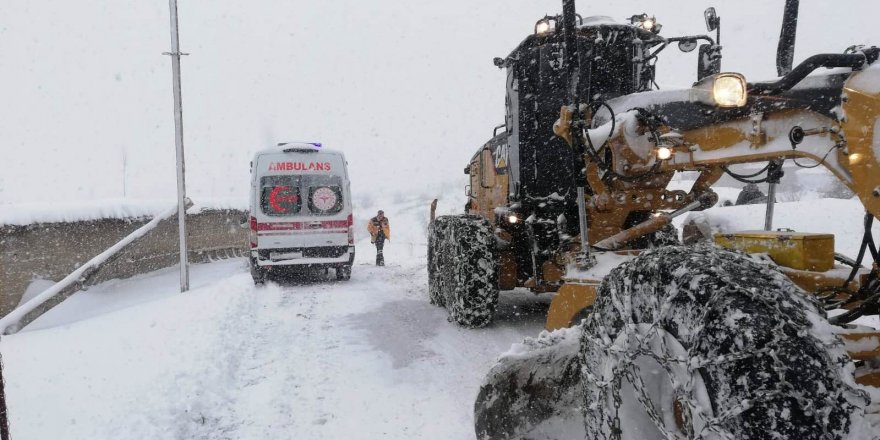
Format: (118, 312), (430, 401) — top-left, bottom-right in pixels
(303, 175), (344, 216)
(260, 176), (302, 216)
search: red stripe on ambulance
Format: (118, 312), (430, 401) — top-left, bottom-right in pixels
(255, 215), (352, 231)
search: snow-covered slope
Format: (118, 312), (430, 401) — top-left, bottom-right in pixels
(3, 245), (550, 440)
(2, 192), (878, 439)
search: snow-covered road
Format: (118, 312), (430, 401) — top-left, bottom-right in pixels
(4, 194), (880, 439)
(1, 258), (552, 440)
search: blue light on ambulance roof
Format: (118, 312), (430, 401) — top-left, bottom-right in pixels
(277, 141), (321, 148)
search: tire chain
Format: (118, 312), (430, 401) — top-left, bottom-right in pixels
(582, 245), (869, 440)
(429, 215), (498, 327)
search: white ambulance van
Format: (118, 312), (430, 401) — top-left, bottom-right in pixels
(247, 142), (354, 283)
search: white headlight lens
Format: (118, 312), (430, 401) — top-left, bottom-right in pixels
(641, 19), (655, 30)
(536, 21), (552, 34)
(508, 215), (518, 224)
(713, 75), (747, 107)
(656, 147), (673, 160)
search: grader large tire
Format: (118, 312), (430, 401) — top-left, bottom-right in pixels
(431, 215), (499, 328)
(581, 244), (870, 440)
(649, 222), (680, 247)
(427, 216), (455, 307)
(474, 244), (871, 440)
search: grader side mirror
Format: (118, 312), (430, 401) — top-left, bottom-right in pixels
(704, 7), (719, 32)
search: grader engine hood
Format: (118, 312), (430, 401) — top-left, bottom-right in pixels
(564, 61), (880, 224)
(593, 72), (851, 131)
(841, 63), (880, 220)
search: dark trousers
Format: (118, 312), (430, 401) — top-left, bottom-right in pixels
(375, 234), (385, 265)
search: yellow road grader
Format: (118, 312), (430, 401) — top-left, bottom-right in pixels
(427, 1), (880, 438)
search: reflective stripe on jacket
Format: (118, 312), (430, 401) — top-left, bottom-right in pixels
(367, 217), (391, 241)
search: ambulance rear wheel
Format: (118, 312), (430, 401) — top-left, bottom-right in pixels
(250, 257), (267, 284)
(336, 265), (351, 281)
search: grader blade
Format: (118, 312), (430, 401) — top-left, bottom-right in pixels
(474, 328), (584, 440)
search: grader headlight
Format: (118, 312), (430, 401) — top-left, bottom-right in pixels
(691, 73), (748, 108)
(630, 13), (661, 33)
(656, 146), (673, 160)
(534, 16), (556, 34)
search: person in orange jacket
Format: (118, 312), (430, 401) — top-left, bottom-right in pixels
(367, 210), (391, 266)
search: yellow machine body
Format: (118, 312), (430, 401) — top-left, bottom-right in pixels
(545, 281), (599, 331)
(540, 67), (880, 386)
(448, 58), (880, 389)
(713, 231), (835, 272)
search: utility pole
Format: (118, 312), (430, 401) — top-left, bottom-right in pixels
(0, 344), (10, 440)
(164, 0), (190, 292)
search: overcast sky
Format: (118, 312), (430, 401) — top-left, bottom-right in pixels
(1, 0), (877, 205)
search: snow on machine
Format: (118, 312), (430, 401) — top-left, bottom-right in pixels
(247, 142), (354, 283)
(426, 1), (880, 438)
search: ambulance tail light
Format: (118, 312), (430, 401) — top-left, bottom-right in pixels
(249, 216), (258, 248)
(347, 214), (354, 245)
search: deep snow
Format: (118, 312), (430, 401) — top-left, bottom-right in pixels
(1, 0), (879, 437)
(2, 260), (554, 440)
(0, 192), (549, 440)
(2, 193), (879, 439)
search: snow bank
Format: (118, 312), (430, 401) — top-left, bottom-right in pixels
(0, 205), (179, 333)
(1, 255), (550, 440)
(1, 269), (256, 440)
(0, 197), (247, 226)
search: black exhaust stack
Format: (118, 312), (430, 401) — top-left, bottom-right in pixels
(777, 0), (800, 76)
(562, 0), (580, 105)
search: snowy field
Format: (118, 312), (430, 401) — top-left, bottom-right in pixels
(4, 260), (554, 440)
(0, 192), (553, 440)
(2, 1), (879, 436)
(2, 192), (879, 439)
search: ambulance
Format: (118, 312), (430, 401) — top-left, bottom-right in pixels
(247, 142), (354, 283)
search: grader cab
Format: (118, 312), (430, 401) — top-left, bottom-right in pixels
(428, 0), (880, 438)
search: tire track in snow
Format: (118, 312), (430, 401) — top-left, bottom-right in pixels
(175, 262), (548, 440)
(209, 273), (362, 439)
(168, 275), (263, 440)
